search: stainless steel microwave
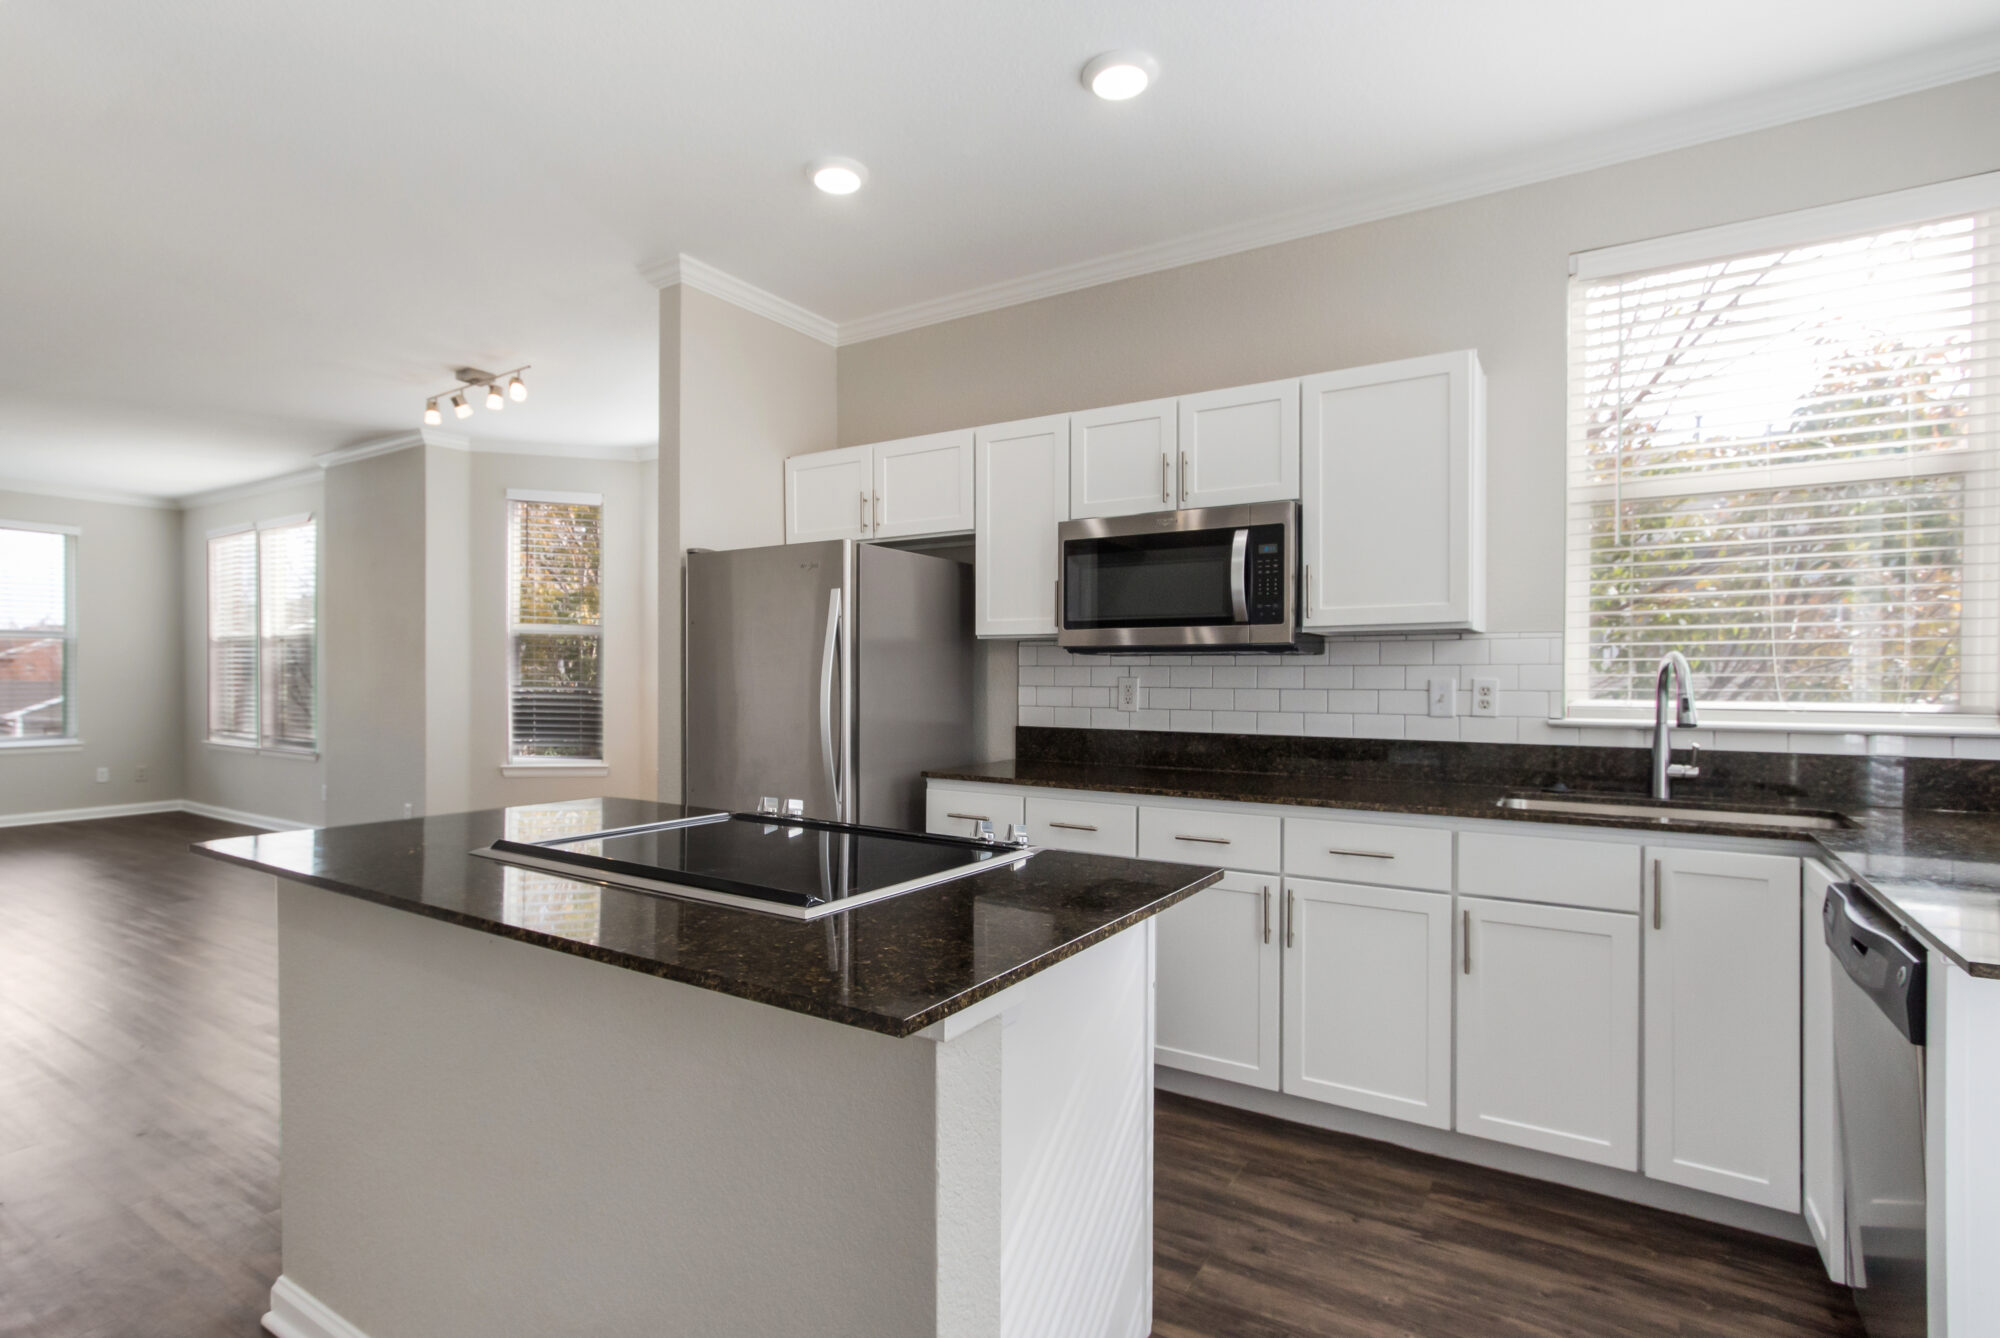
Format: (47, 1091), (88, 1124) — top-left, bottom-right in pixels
(1056, 502), (1321, 653)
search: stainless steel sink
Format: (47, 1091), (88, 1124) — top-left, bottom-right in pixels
(1496, 794), (1849, 831)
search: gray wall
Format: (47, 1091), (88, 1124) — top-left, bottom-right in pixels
(837, 72), (2000, 637)
(0, 489), (183, 819)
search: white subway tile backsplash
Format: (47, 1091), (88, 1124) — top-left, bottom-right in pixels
(1304, 713), (1355, 737)
(1281, 689), (1328, 713)
(1234, 688), (1280, 712)
(1499, 690), (1550, 718)
(1405, 715), (1460, 741)
(1212, 710), (1258, 732)
(1491, 638), (1555, 664)
(1147, 687), (1191, 711)
(1020, 706), (1056, 727)
(1189, 687), (1235, 710)
(1459, 716), (1519, 744)
(1213, 666), (1256, 688)
(1017, 686), (1037, 707)
(1380, 642), (1435, 665)
(1090, 708), (1132, 729)
(1131, 708), (1170, 730)
(1089, 665), (1121, 687)
(1134, 666), (1171, 688)
(1303, 666), (1355, 689)
(1169, 710), (1214, 732)
(1324, 689), (1377, 713)
(1074, 687), (1112, 708)
(1434, 639), (1491, 665)
(1354, 714), (1406, 738)
(1377, 689), (1426, 714)
(1053, 666), (1091, 687)
(1517, 663), (1562, 692)
(1257, 666), (1304, 689)
(1256, 712), (1306, 736)
(1354, 666), (1405, 689)
(1327, 642), (1382, 665)
(1020, 666), (1054, 686)
(1169, 666), (1214, 688)
(1053, 706), (1091, 728)
(1036, 687), (1072, 707)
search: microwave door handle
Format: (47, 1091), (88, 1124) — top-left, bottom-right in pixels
(1230, 528), (1249, 623)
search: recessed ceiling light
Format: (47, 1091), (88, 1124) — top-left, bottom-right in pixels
(809, 157), (868, 196)
(1082, 50), (1158, 101)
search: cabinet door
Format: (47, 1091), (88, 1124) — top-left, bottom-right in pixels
(1284, 878), (1453, 1127)
(872, 430), (974, 539)
(1156, 871), (1281, 1090)
(786, 446), (873, 543)
(1177, 378), (1300, 509)
(1644, 847), (1801, 1212)
(1024, 795), (1137, 857)
(1802, 861), (1850, 1283)
(1455, 895), (1639, 1169)
(973, 415), (1070, 637)
(1301, 351), (1484, 631)
(1070, 398), (1178, 519)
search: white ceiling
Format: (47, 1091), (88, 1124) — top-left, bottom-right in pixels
(4, 0), (1999, 502)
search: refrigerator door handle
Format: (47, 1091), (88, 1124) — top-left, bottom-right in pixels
(819, 587), (843, 814)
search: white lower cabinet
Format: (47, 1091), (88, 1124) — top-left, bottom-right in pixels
(1283, 878), (1453, 1128)
(1155, 871), (1281, 1090)
(923, 787), (1024, 842)
(1643, 847), (1802, 1212)
(1025, 795), (1137, 856)
(1802, 860), (1850, 1282)
(1454, 894), (1641, 1170)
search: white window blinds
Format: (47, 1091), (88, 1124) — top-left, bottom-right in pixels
(0, 524), (75, 741)
(1567, 179), (2000, 719)
(208, 519), (317, 749)
(508, 496), (603, 761)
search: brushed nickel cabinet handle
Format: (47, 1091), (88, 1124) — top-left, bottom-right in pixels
(875, 491), (883, 526)
(1174, 834), (1232, 845)
(946, 812), (989, 823)
(1327, 847), (1394, 860)
(859, 491), (869, 533)
(1048, 821), (1099, 832)
(1161, 454), (1169, 503)
(1262, 886), (1271, 944)
(1463, 909), (1472, 974)
(1285, 887), (1296, 948)
(1180, 449), (1190, 502)
(1653, 858), (1663, 930)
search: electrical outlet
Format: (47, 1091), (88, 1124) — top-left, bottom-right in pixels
(403, 802), (415, 819)
(1117, 677), (1140, 711)
(94, 766), (110, 783)
(134, 765), (148, 783)
(1428, 676), (1458, 718)
(1471, 677), (1500, 717)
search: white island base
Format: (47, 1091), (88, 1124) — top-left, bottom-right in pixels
(263, 881), (1158, 1338)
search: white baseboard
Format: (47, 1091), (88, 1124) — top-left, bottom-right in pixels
(264, 1276), (370, 1338)
(0, 798), (303, 833)
(1157, 1066), (1812, 1244)
(0, 799), (182, 830)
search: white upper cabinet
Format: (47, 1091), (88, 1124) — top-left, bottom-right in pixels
(1156, 871), (1281, 1091)
(1643, 847), (1802, 1212)
(974, 415), (1070, 637)
(1284, 877), (1454, 1128)
(1177, 378), (1301, 510)
(784, 445), (872, 543)
(1301, 350), (1485, 632)
(871, 430), (974, 540)
(1069, 398), (1179, 519)
(1455, 894), (1640, 1170)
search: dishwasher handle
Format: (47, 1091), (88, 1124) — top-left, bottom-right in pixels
(1823, 881), (1927, 1045)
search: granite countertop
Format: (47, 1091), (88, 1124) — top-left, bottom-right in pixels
(193, 798), (1220, 1038)
(926, 758), (2000, 980)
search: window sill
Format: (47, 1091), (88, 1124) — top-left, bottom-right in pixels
(501, 763), (610, 779)
(0, 738), (82, 752)
(205, 740), (321, 760)
(1553, 715), (2000, 739)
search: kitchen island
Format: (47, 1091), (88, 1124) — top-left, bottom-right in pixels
(195, 798), (1220, 1338)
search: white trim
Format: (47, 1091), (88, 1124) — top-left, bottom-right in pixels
(0, 737), (82, 752)
(0, 477), (175, 509)
(263, 1275), (371, 1338)
(0, 518), (82, 537)
(0, 799), (180, 829)
(257, 512), (314, 531)
(454, 438), (654, 463)
(643, 253), (840, 346)
(500, 763), (610, 778)
(203, 739), (320, 761)
(177, 468), (323, 512)
(507, 488), (603, 506)
(1552, 714), (2000, 738)
(206, 521), (254, 539)
(1572, 169), (2000, 279)
(313, 428), (469, 470)
(181, 800), (302, 832)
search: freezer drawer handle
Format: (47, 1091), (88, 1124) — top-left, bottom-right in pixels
(1327, 847), (1394, 860)
(1174, 834), (1232, 845)
(1048, 821), (1099, 832)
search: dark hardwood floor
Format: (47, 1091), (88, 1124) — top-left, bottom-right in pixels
(0, 813), (1864, 1338)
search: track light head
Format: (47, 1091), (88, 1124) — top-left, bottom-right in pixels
(424, 399), (442, 427)
(508, 373), (527, 403)
(486, 383), (504, 411)
(451, 393), (471, 420)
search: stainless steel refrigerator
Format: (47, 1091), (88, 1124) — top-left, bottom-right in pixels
(684, 540), (976, 830)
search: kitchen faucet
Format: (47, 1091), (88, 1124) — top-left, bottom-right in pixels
(1652, 651), (1701, 800)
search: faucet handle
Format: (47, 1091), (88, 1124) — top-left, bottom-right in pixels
(1667, 743), (1701, 781)
(973, 819), (995, 842)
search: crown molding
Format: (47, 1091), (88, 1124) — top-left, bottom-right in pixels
(313, 428), (470, 469)
(460, 438), (656, 463)
(641, 253), (839, 347)
(0, 476), (177, 510)
(830, 41), (2000, 345)
(175, 467), (325, 512)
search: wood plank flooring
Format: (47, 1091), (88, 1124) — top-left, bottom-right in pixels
(0, 813), (1864, 1338)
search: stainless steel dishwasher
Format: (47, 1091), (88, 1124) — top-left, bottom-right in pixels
(1823, 881), (1928, 1338)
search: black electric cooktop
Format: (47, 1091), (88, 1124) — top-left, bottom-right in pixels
(478, 811), (1034, 919)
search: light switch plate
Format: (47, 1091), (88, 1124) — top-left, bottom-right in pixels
(1428, 676), (1458, 718)
(1117, 677), (1140, 711)
(1471, 677), (1499, 717)
(94, 766), (110, 783)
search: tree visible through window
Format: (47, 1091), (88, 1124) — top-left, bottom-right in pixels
(0, 525), (75, 741)
(1568, 203), (1997, 717)
(207, 519), (317, 749)
(508, 496), (603, 761)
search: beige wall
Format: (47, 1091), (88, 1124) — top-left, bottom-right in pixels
(657, 282), (840, 799)
(837, 72), (2000, 635)
(0, 490), (183, 819)
(424, 448), (473, 816)
(180, 477), (328, 827)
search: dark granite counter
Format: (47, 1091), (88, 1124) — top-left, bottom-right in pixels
(193, 798), (1221, 1037)
(926, 754), (2000, 980)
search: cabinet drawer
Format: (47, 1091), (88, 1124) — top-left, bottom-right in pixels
(1284, 817), (1452, 890)
(1026, 796), (1137, 856)
(1457, 830), (1640, 913)
(1139, 806), (1281, 873)
(925, 787), (1025, 841)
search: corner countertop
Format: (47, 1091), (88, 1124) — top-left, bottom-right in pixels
(925, 758), (2000, 980)
(192, 798), (1220, 1038)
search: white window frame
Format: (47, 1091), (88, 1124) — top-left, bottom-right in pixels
(505, 489), (606, 770)
(1564, 171), (2000, 731)
(205, 514), (319, 755)
(0, 520), (79, 748)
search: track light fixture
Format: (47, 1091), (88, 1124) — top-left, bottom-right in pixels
(420, 364), (531, 426)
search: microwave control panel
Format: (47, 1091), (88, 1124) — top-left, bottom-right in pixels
(1248, 524), (1287, 624)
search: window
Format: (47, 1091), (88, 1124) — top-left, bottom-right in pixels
(508, 492), (603, 762)
(207, 517), (317, 749)
(0, 523), (76, 742)
(1567, 174), (2000, 722)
